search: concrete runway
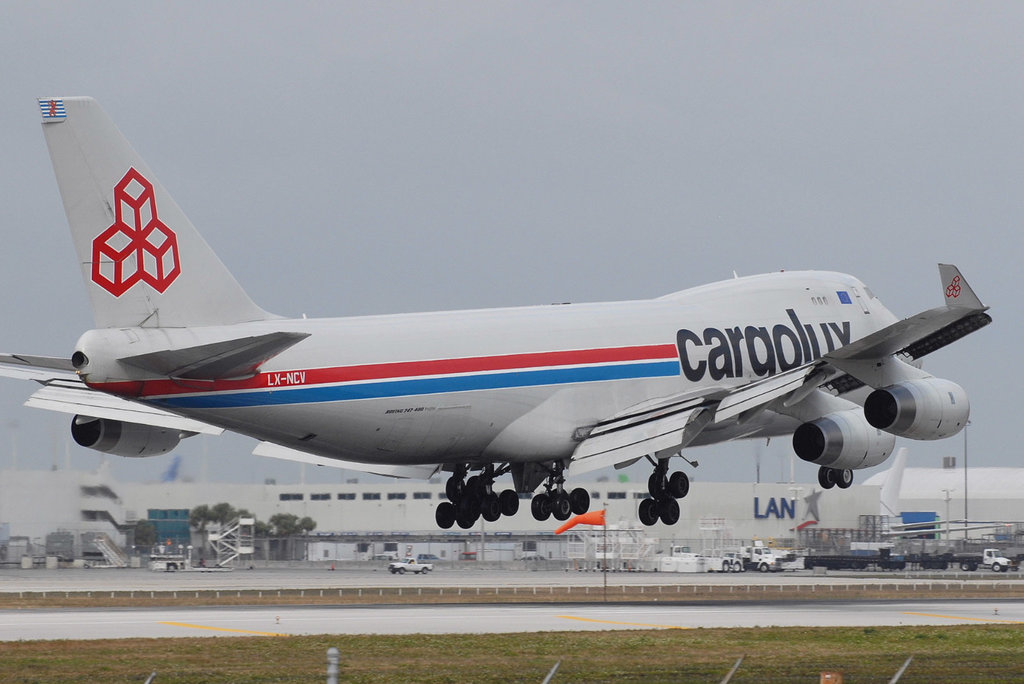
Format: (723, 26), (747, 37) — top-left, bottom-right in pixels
(3, 566), (1023, 641)
(2, 599), (1023, 640)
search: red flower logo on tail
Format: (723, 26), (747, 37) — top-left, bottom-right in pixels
(92, 168), (181, 296)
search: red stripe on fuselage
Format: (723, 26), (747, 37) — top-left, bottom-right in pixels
(86, 344), (679, 399)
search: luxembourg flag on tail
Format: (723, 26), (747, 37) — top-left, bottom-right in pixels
(38, 98), (66, 121)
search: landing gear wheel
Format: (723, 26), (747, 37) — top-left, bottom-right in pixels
(552, 492), (572, 521)
(456, 497), (479, 529)
(464, 475), (483, 502)
(657, 497), (680, 525)
(445, 476), (463, 502)
(667, 471), (690, 499)
(531, 493), (552, 521)
(481, 493), (501, 522)
(818, 466), (837, 490)
(499, 489), (520, 517)
(835, 468), (854, 489)
(638, 498), (659, 526)
(435, 501), (456, 529)
(569, 487), (591, 515)
(648, 471), (668, 498)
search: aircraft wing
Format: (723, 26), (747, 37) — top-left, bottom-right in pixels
(26, 380), (225, 435)
(253, 442), (442, 479)
(571, 264), (989, 470)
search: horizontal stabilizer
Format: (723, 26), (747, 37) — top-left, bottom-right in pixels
(119, 331), (310, 380)
(0, 353), (75, 373)
(252, 442), (441, 479)
(26, 380), (223, 435)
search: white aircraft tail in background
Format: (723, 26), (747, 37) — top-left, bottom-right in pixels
(0, 97), (993, 530)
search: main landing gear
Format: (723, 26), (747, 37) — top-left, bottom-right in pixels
(530, 461), (590, 523)
(817, 466), (853, 490)
(639, 459), (690, 527)
(435, 464), (520, 530)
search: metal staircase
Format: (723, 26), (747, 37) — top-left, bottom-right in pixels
(90, 532), (129, 568)
(208, 517), (255, 568)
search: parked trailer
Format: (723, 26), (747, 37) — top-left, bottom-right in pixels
(803, 551), (956, 571)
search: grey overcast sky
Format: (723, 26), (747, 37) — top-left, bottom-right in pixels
(0, 3), (1019, 487)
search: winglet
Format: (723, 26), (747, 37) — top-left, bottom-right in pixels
(938, 264), (984, 310)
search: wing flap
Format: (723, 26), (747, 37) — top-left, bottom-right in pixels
(571, 404), (714, 475)
(713, 364), (821, 423)
(26, 381), (223, 435)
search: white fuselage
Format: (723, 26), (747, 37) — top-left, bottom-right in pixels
(77, 270), (897, 467)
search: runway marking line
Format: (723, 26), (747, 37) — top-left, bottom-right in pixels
(160, 621), (288, 637)
(903, 612), (1024, 625)
(557, 615), (691, 630)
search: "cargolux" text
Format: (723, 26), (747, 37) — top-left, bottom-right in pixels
(676, 309), (850, 382)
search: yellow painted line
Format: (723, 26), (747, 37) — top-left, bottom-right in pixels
(903, 612), (1024, 625)
(160, 621), (288, 636)
(557, 615), (691, 630)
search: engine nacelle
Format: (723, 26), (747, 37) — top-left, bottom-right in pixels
(863, 378), (970, 440)
(71, 416), (181, 457)
(792, 409), (896, 469)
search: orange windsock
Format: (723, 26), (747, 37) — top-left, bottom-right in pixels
(554, 508), (606, 535)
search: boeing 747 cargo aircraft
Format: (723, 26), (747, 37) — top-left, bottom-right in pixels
(0, 97), (991, 529)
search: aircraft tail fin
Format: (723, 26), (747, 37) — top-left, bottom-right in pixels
(939, 264), (984, 310)
(38, 97), (274, 329)
(879, 447), (907, 518)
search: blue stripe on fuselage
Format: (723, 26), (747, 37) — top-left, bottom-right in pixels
(153, 361), (681, 409)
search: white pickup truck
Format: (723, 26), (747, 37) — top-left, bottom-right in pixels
(388, 558), (433, 574)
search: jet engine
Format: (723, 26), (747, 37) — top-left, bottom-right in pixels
(792, 409), (896, 470)
(863, 378), (969, 440)
(71, 416), (182, 457)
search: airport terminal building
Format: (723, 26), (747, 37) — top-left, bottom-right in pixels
(0, 463), (879, 563)
(3, 457), (1021, 564)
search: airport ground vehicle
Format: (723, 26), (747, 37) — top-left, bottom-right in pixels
(739, 543), (788, 572)
(388, 558), (433, 574)
(955, 548), (1018, 572)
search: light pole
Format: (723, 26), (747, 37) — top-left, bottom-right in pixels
(963, 421), (970, 547)
(941, 488), (954, 543)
